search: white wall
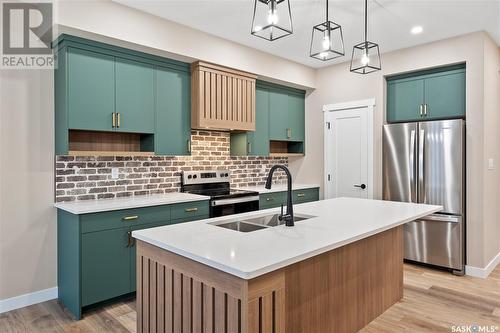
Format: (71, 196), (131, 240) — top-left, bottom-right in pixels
(0, 70), (56, 300)
(290, 32), (500, 269)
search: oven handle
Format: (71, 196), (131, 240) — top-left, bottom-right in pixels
(211, 196), (260, 207)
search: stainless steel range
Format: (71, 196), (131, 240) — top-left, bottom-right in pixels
(181, 170), (259, 217)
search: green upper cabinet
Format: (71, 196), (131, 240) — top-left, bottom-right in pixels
(230, 81), (306, 156)
(387, 78), (424, 122)
(386, 64), (465, 123)
(287, 92), (305, 142)
(247, 87), (270, 155)
(67, 47), (115, 131)
(269, 89), (289, 140)
(155, 66), (191, 155)
(231, 86), (270, 156)
(54, 35), (192, 155)
(268, 86), (305, 142)
(115, 58), (155, 133)
(424, 70), (465, 120)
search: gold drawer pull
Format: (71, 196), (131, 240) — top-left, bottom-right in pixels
(266, 197), (274, 201)
(185, 207), (198, 213)
(297, 193), (305, 197)
(123, 215), (139, 221)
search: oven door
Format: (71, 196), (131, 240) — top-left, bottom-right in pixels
(210, 196), (260, 217)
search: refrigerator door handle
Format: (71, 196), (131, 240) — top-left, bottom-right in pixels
(418, 214), (460, 223)
(418, 129), (425, 203)
(410, 130), (416, 203)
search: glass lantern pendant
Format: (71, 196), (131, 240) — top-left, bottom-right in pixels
(350, 0), (381, 74)
(310, 0), (345, 61)
(251, 0), (293, 41)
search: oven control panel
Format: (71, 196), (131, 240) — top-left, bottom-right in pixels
(182, 170), (231, 185)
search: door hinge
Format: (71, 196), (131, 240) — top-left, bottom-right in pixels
(326, 122), (331, 130)
(327, 174), (331, 181)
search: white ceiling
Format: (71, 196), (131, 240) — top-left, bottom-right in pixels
(114, 0), (500, 68)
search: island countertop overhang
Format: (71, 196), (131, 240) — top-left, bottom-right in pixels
(132, 197), (441, 279)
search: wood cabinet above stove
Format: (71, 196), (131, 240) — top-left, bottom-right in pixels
(191, 61), (257, 131)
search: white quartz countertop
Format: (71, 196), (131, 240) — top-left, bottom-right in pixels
(133, 197), (441, 279)
(54, 193), (210, 214)
(238, 183), (320, 194)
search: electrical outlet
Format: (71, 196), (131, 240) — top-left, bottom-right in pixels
(488, 158), (495, 170)
(111, 167), (119, 179)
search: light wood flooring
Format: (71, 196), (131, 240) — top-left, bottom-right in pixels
(1, 264), (499, 333)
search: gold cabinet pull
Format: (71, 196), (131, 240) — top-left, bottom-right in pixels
(286, 128), (292, 139)
(185, 207), (198, 212)
(112, 112), (116, 128)
(247, 142), (252, 154)
(266, 197), (274, 201)
(122, 215), (139, 221)
(117, 112), (121, 128)
(127, 231), (132, 247)
(297, 193), (305, 197)
(423, 104), (428, 116)
(419, 104), (423, 116)
(187, 139), (192, 153)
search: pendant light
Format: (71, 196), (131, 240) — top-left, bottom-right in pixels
(310, 0), (345, 61)
(350, 0), (381, 74)
(251, 0), (293, 41)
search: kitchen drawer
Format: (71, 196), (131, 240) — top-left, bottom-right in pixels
(81, 205), (171, 233)
(293, 188), (319, 204)
(170, 201), (209, 221)
(171, 214), (210, 225)
(259, 192), (286, 209)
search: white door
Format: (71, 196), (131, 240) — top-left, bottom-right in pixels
(324, 101), (373, 199)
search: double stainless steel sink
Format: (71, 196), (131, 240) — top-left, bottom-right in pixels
(211, 213), (315, 232)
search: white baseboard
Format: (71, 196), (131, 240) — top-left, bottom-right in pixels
(466, 252), (500, 278)
(0, 287), (58, 314)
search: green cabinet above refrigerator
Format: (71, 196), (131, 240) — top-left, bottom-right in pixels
(386, 64), (465, 123)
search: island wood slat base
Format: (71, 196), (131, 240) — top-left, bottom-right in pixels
(136, 225), (403, 333)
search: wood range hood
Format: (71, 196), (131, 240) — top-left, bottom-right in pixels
(191, 61), (257, 132)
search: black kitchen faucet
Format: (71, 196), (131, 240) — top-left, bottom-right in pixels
(265, 165), (294, 227)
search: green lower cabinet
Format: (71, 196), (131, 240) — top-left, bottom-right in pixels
(81, 227), (131, 306)
(57, 200), (209, 319)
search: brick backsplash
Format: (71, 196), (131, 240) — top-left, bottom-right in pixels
(55, 130), (288, 202)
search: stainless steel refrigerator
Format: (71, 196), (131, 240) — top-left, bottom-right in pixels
(383, 119), (465, 275)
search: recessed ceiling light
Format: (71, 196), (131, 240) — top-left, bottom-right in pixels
(411, 26), (423, 34)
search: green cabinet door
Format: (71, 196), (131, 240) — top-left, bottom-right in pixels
(115, 58), (155, 133)
(269, 89), (289, 140)
(247, 87), (270, 155)
(424, 71), (465, 120)
(81, 228), (131, 306)
(155, 66), (191, 155)
(288, 92), (305, 142)
(67, 47), (115, 131)
(387, 78), (424, 122)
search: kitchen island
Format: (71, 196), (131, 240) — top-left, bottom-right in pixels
(132, 197), (440, 333)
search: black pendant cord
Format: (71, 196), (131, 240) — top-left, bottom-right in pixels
(326, 0), (329, 22)
(364, 0), (368, 42)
